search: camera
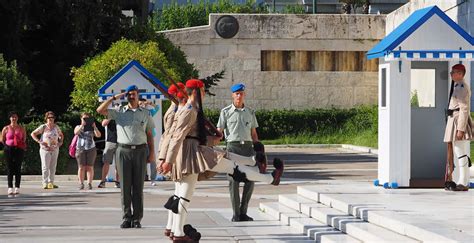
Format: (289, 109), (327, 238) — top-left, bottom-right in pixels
(84, 117), (95, 132)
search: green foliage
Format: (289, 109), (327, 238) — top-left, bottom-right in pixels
(70, 39), (180, 117)
(282, 4), (306, 14)
(0, 0), (130, 114)
(201, 70), (224, 96)
(410, 90), (419, 107)
(205, 105), (378, 141)
(154, 0), (268, 31)
(124, 25), (199, 82)
(154, 33), (199, 82)
(0, 54), (33, 127)
(0, 120), (74, 175)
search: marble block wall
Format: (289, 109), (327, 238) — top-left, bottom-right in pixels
(162, 14), (385, 110)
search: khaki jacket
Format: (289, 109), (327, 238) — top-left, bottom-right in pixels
(165, 101), (225, 181)
(444, 80), (474, 142)
(158, 103), (177, 160)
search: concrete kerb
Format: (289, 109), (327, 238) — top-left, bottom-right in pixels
(0, 144), (377, 182)
(217, 143), (378, 154)
(264, 144), (378, 155)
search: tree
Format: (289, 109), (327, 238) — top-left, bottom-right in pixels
(154, 0), (268, 31)
(339, 0), (365, 14)
(0, 0), (130, 114)
(70, 39), (181, 117)
(0, 54), (33, 126)
(362, 0), (370, 14)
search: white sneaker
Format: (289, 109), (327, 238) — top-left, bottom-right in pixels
(14, 188), (20, 194)
(7, 188), (13, 195)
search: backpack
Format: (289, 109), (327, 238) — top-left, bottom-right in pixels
(69, 135), (78, 158)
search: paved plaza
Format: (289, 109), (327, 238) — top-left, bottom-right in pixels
(0, 146), (472, 242)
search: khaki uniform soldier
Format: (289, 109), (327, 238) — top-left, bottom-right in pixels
(217, 83), (259, 222)
(158, 83), (188, 238)
(159, 79), (283, 242)
(444, 64), (473, 191)
(97, 85), (155, 228)
(158, 83), (184, 164)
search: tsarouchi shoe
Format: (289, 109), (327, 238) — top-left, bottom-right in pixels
(271, 158), (284, 185)
(453, 184), (469, 191)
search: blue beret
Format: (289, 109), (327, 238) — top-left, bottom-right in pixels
(231, 83), (245, 93)
(125, 85), (138, 93)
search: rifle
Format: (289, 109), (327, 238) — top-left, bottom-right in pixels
(134, 66), (223, 138)
(444, 80), (455, 184)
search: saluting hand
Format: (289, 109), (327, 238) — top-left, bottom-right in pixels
(113, 92), (126, 100)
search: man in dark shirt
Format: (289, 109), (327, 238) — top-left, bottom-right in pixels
(98, 119), (120, 188)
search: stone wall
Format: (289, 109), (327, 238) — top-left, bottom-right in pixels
(162, 14), (385, 110)
(386, 0), (457, 32)
(386, 0), (473, 36)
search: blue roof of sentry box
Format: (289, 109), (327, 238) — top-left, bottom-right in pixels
(367, 5), (474, 60)
(98, 60), (168, 95)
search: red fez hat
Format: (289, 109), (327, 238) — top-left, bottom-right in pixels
(186, 79), (204, 89)
(452, 64), (466, 73)
(177, 82), (186, 90)
(176, 83), (186, 99)
(168, 84), (177, 95)
(176, 92), (185, 99)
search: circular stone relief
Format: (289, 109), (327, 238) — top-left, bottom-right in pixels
(215, 15), (239, 39)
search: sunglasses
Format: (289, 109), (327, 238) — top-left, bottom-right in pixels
(47, 116), (55, 119)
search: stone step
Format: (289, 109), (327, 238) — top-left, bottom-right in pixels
(259, 202), (297, 221)
(288, 214), (332, 235)
(279, 194), (318, 213)
(308, 202), (420, 243)
(297, 186), (470, 243)
(309, 206), (350, 225)
(344, 221), (419, 243)
(297, 186), (322, 201)
(317, 233), (362, 243)
(366, 210), (471, 243)
(262, 201), (361, 243)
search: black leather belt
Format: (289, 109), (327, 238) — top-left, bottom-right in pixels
(185, 136), (200, 140)
(118, 144), (147, 149)
(447, 108), (460, 116)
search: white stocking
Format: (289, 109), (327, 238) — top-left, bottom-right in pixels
(172, 173), (198, 237)
(453, 140), (470, 186)
(227, 152), (256, 166)
(212, 157), (273, 184)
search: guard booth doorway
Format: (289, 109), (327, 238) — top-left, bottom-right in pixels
(410, 61), (449, 187)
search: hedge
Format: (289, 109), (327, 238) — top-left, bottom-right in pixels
(205, 105), (378, 140)
(0, 106), (377, 174)
(0, 120), (74, 175)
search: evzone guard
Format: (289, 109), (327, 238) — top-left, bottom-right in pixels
(158, 79), (284, 242)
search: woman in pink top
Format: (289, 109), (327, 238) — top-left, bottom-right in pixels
(1, 111), (27, 195)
